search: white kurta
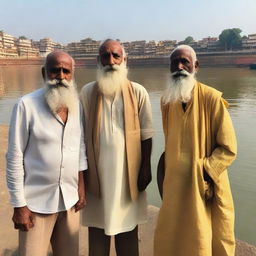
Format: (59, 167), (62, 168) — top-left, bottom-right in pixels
(82, 82), (154, 235)
(6, 88), (88, 213)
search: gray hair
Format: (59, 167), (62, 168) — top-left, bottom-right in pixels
(170, 45), (197, 63)
(99, 39), (127, 58)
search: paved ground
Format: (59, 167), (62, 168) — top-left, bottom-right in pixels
(1, 125), (255, 256)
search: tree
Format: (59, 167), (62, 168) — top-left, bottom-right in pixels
(219, 28), (242, 51)
(19, 35), (27, 40)
(184, 36), (194, 45)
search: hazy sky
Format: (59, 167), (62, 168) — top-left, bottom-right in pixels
(0, 0), (255, 44)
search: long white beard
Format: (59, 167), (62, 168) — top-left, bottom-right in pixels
(44, 79), (78, 114)
(162, 70), (196, 105)
(97, 62), (128, 96)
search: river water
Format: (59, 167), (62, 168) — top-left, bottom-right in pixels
(0, 66), (255, 245)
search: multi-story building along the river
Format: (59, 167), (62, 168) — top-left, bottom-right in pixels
(16, 38), (40, 57)
(0, 31), (18, 58)
(65, 38), (100, 58)
(156, 40), (176, 55)
(242, 34), (256, 50)
(189, 37), (219, 52)
(33, 38), (63, 57)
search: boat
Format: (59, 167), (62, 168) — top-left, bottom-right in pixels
(249, 63), (256, 69)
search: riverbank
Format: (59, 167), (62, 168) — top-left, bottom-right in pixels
(1, 51), (256, 67)
(0, 125), (256, 255)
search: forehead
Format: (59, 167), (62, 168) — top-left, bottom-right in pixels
(170, 49), (193, 62)
(99, 41), (123, 55)
(46, 54), (73, 69)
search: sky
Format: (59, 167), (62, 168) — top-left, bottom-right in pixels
(0, 0), (255, 44)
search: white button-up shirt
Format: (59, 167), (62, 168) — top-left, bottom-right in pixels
(6, 88), (88, 214)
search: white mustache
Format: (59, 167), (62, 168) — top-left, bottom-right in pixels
(102, 64), (121, 72)
(171, 70), (190, 79)
(46, 79), (71, 88)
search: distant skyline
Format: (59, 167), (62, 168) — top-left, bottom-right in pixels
(0, 0), (255, 44)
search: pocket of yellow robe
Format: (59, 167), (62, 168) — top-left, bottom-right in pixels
(196, 158), (214, 202)
(204, 181), (214, 201)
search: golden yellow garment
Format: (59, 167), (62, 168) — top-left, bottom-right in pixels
(154, 82), (237, 256)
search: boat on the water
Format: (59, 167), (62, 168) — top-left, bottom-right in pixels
(250, 63), (256, 69)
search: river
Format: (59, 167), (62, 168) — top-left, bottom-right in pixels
(0, 66), (255, 245)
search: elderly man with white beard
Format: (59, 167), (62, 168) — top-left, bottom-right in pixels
(6, 51), (87, 256)
(154, 45), (237, 256)
(80, 39), (154, 256)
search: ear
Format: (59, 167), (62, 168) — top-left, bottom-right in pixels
(194, 60), (199, 72)
(123, 56), (127, 64)
(42, 67), (46, 81)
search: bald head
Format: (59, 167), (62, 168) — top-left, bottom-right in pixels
(42, 50), (74, 82)
(98, 39), (126, 67)
(170, 45), (197, 63)
(170, 45), (198, 75)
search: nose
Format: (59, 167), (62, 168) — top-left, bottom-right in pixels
(177, 62), (183, 71)
(57, 69), (65, 80)
(108, 55), (115, 66)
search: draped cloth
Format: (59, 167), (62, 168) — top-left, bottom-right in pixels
(85, 80), (142, 201)
(154, 82), (237, 256)
(80, 80), (154, 235)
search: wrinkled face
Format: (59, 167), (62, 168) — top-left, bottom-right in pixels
(44, 54), (73, 82)
(99, 41), (124, 67)
(170, 49), (198, 75)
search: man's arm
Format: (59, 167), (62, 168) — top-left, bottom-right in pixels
(6, 101), (34, 231)
(134, 83), (154, 191)
(74, 171), (86, 212)
(157, 152), (165, 199)
(74, 103), (88, 212)
(137, 138), (152, 191)
(204, 98), (237, 183)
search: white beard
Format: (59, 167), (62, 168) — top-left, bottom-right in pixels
(97, 62), (128, 96)
(44, 79), (78, 114)
(162, 70), (196, 105)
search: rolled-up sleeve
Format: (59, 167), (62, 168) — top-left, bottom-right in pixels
(6, 100), (29, 207)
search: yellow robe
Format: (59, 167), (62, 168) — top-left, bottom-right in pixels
(154, 82), (237, 256)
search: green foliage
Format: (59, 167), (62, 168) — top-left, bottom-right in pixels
(184, 36), (194, 44)
(219, 28), (242, 50)
(19, 35), (27, 40)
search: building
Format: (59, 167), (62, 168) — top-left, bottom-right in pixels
(145, 41), (157, 56)
(16, 38), (39, 57)
(65, 38), (100, 58)
(242, 34), (256, 50)
(156, 40), (176, 55)
(37, 38), (63, 57)
(190, 37), (219, 52)
(0, 31), (18, 58)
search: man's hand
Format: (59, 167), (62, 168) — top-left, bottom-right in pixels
(157, 152), (165, 199)
(12, 206), (34, 232)
(137, 138), (152, 191)
(203, 170), (214, 201)
(138, 162), (152, 191)
(75, 171), (86, 212)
